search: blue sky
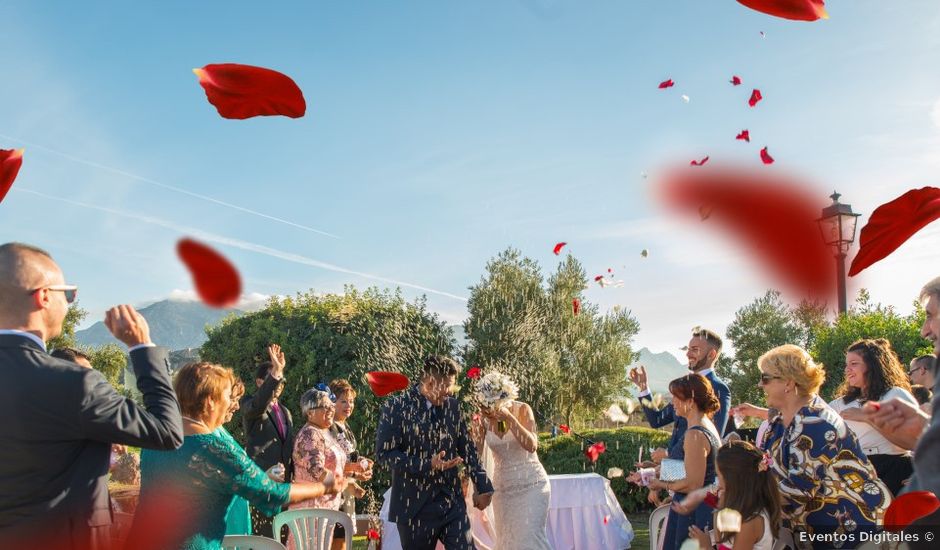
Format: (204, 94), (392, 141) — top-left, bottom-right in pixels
(2, 1), (940, 356)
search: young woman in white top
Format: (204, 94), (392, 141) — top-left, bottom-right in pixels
(673, 440), (780, 550)
(828, 338), (917, 496)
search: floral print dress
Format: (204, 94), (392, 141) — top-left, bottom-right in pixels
(291, 423), (347, 511)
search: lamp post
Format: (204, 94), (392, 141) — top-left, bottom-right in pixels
(817, 191), (861, 315)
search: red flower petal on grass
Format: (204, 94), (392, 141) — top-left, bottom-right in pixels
(572, 299), (581, 315)
(848, 187), (940, 277)
(730, 76), (742, 86)
(366, 528), (381, 540)
(690, 156), (710, 167)
(736, 0), (828, 22)
(884, 491), (940, 532)
(176, 238), (241, 308)
(0, 148), (25, 205)
(585, 441), (607, 463)
(749, 89), (763, 107)
(658, 79), (675, 89)
(658, 166), (836, 302)
(365, 371), (410, 397)
(553, 242), (567, 255)
(193, 63), (306, 119)
(466, 366), (482, 379)
(760, 147), (774, 164)
(736, 130), (750, 142)
(559, 424), (571, 434)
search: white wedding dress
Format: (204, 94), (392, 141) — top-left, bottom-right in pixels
(484, 408), (552, 550)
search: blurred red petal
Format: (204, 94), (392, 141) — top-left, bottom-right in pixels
(367, 528), (381, 540)
(467, 366), (482, 379)
(658, 166), (835, 302)
(572, 299), (580, 316)
(585, 441), (607, 463)
(559, 424), (571, 434)
(884, 491), (940, 532)
(594, 275), (604, 282)
(365, 371), (410, 397)
(690, 156), (710, 167)
(553, 242), (567, 255)
(193, 63), (306, 119)
(0, 148), (25, 205)
(730, 76), (742, 86)
(848, 187), (940, 277)
(749, 89), (763, 107)
(736, 130), (750, 142)
(176, 238), (241, 308)
(658, 79), (675, 89)
(699, 205), (714, 221)
(760, 147), (775, 164)
(736, 0), (828, 21)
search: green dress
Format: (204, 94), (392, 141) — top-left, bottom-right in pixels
(129, 427), (290, 550)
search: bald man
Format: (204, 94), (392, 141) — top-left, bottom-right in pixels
(0, 242), (183, 550)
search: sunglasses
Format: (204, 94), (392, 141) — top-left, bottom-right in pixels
(909, 365), (925, 376)
(30, 285), (78, 304)
(759, 373), (782, 385)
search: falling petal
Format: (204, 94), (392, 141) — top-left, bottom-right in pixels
(848, 187), (940, 277)
(607, 467), (624, 478)
(466, 366), (482, 379)
(883, 491), (940, 531)
(193, 63), (306, 119)
(572, 298), (580, 315)
(603, 515), (610, 525)
(585, 441), (607, 463)
(716, 508), (743, 533)
(365, 371), (410, 397)
(559, 424), (571, 434)
(594, 275), (604, 282)
(641, 249), (649, 258)
(736, 0), (828, 22)
(681, 94), (690, 103)
(749, 89), (763, 107)
(553, 242), (567, 255)
(690, 156), (710, 167)
(640, 171), (649, 179)
(176, 238), (241, 308)
(658, 79), (675, 89)
(760, 147), (775, 164)
(699, 205), (713, 221)
(366, 529), (381, 540)
(730, 75), (742, 86)
(736, 130), (751, 142)
(0, 148), (25, 205)
(760, 31), (766, 38)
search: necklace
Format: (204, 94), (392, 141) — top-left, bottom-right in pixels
(182, 415), (212, 431)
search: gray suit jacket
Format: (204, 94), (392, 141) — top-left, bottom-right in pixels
(0, 334), (183, 550)
(909, 357), (940, 497)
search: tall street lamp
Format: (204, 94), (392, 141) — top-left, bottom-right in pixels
(817, 191), (861, 315)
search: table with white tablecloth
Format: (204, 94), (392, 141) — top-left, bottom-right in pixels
(379, 473), (634, 549)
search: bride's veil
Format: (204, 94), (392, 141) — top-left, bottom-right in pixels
(468, 435), (498, 549)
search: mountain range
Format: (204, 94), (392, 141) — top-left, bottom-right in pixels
(629, 347), (688, 394)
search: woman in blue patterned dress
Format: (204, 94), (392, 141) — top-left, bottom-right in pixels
(757, 345), (892, 549)
(127, 362), (345, 550)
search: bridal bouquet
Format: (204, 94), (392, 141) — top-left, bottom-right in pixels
(473, 371), (519, 411)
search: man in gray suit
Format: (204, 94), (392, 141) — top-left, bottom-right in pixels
(0, 242), (183, 550)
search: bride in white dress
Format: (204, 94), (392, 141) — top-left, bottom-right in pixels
(472, 399), (552, 550)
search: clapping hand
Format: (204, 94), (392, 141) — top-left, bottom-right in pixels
(431, 450), (463, 471)
(862, 398), (928, 451)
(104, 305), (152, 348)
(266, 463), (286, 483)
(629, 366), (649, 392)
(650, 447), (668, 464)
(267, 344), (286, 378)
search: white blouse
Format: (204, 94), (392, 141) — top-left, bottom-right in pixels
(829, 387), (917, 456)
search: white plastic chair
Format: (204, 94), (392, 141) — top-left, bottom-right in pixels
(772, 527), (795, 550)
(273, 508), (353, 550)
(221, 535), (287, 550)
(648, 504), (671, 550)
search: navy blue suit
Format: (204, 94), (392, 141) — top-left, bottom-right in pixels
(641, 369), (731, 457)
(376, 385), (493, 550)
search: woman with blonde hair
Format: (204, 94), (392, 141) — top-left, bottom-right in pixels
(128, 363), (344, 550)
(757, 345), (891, 549)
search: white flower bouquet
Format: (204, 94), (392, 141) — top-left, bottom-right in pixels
(473, 371), (519, 411)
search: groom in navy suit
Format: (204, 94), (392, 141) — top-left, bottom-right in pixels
(376, 355), (493, 550)
(632, 327), (732, 459)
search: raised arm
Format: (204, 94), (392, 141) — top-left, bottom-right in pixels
(242, 344), (286, 421)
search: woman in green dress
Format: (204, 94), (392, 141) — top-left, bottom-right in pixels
(126, 362), (346, 550)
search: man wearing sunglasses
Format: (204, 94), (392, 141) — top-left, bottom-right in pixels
(909, 354), (935, 390)
(0, 242), (183, 550)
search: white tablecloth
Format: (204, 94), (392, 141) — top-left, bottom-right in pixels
(379, 473), (634, 549)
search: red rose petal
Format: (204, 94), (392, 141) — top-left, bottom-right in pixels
(884, 491), (940, 531)
(848, 187), (940, 277)
(749, 89), (763, 107)
(730, 76), (742, 86)
(365, 371), (410, 397)
(0, 148), (25, 205)
(193, 63), (306, 119)
(658, 79), (675, 89)
(699, 205), (714, 221)
(559, 424), (571, 434)
(467, 366), (482, 379)
(736, 0), (828, 22)
(603, 515), (610, 525)
(760, 147), (775, 164)
(572, 299), (580, 316)
(736, 130), (751, 142)
(176, 238), (241, 308)
(658, 166), (836, 301)
(366, 528), (381, 540)
(585, 441), (607, 463)
(553, 242), (567, 255)
(594, 275), (604, 282)
(690, 156), (710, 167)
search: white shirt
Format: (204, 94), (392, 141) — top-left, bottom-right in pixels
(829, 387), (918, 456)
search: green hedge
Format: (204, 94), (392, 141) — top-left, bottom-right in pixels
(539, 426), (670, 513)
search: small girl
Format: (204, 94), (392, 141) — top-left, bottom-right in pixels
(673, 440), (781, 550)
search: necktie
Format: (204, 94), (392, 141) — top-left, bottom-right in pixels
(271, 402), (286, 438)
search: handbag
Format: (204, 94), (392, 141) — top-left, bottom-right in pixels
(658, 458), (686, 481)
